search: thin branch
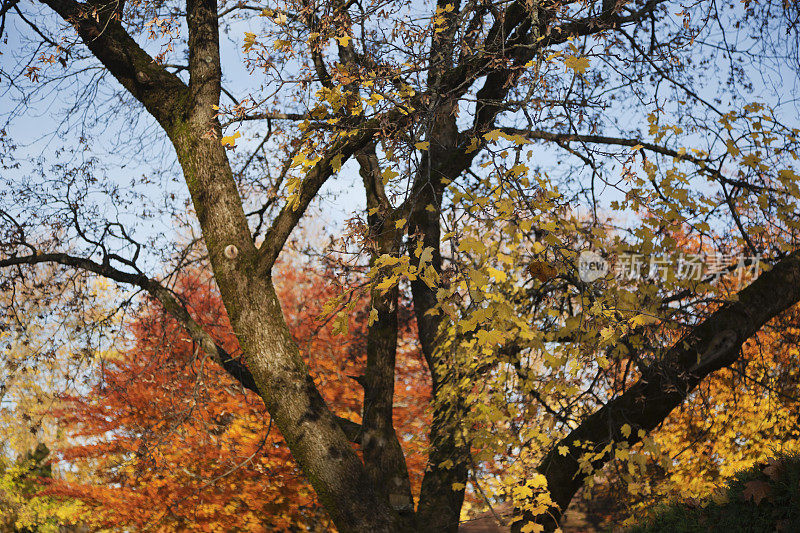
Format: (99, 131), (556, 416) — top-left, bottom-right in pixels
(499, 127), (768, 192)
(0, 250), (366, 442)
(13, 5), (61, 48)
(257, 108), (408, 270)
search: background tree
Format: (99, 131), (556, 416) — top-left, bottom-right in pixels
(1, 0), (800, 531)
(47, 256), (430, 531)
(0, 269), (112, 532)
(0, 443), (89, 532)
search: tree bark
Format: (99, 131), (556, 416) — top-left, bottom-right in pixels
(35, 0), (404, 529)
(412, 99), (471, 533)
(356, 145), (416, 524)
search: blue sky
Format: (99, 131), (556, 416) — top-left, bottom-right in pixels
(1, 6), (367, 277)
(2, 0), (800, 276)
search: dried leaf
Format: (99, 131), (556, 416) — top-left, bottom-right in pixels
(741, 480), (771, 505)
(528, 261), (557, 282)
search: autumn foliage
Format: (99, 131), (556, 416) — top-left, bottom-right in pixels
(628, 454), (800, 532)
(573, 229), (800, 528)
(47, 259), (430, 531)
(3, 0), (800, 527)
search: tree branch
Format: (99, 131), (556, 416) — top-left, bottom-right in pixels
(38, 0), (187, 127)
(499, 128), (768, 192)
(515, 249), (800, 531)
(0, 251), (367, 443)
(258, 109), (407, 271)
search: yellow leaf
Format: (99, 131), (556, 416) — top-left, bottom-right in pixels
(564, 55), (590, 74)
(487, 266), (506, 282)
(505, 132), (529, 145)
(476, 329), (503, 347)
(558, 446), (569, 456)
(621, 424), (632, 438)
(529, 473), (548, 488)
(368, 308), (378, 326)
(483, 129), (502, 142)
(600, 326), (616, 342)
(331, 311), (349, 335)
(514, 485), (534, 500)
(451, 482), (465, 491)
(332, 153), (343, 172)
(243, 32), (257, 52)
(521, 523), (544, 533)
(510, 163), (528, 176)
(459, 237), (487, 255)
(221, 131), (241, 147)
(415, 141), (430, 151)
(375, 277), (397, 291)
(381, 167), (399, 184)
(335, 34), (352, 46)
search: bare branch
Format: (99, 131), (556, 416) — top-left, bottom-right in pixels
(37, 0), (188, 126)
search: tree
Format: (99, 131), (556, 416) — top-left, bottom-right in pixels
(1, 0), (800, 531)
(0, 269), (108, 532)
(0, 443), (89, 532)
(47, 258), (431, 531)
(567, 301), (800, 529)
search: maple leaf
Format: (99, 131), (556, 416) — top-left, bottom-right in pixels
(242, 32), (257, 52)
(741, 480), (771, 505)
(564, 55), (589, 74)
